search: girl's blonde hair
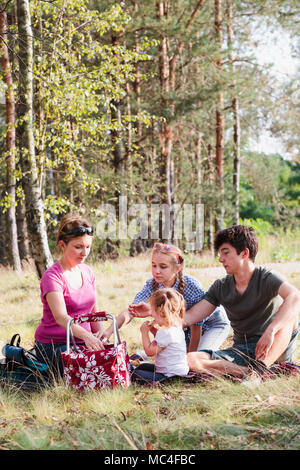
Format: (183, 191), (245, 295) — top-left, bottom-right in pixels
(152, 243), (185, 294)
(149, 287), (185, 328)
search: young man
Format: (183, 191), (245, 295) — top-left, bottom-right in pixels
(185, 225), (300, 379)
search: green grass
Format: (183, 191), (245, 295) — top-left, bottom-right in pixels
(0, 246), (299, 450)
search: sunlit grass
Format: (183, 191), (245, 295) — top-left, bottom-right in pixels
(0, 238), (299, 450)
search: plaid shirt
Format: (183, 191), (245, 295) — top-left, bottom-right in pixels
(132, 274), (205, 326)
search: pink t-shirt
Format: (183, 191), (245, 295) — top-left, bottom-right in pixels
(35, 261), (96, 343)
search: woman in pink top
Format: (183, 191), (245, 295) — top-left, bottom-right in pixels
(34, 214), (105, 376)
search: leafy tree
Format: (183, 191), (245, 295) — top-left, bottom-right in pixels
(1, 0), (300, 270)
(240, 151), (300, 228)
(17, 0), (53, 277)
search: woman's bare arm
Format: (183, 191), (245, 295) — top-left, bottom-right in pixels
(46, 291), (105, 350)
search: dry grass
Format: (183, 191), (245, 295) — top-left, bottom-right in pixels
(0, 247), (299, 450)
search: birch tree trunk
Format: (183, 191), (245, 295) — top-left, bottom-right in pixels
(16, 200), (32, 265)
(0, 12), (22, 272)
(16, 0), (53, 278)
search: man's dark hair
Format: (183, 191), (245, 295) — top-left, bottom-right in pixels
(214, 225), (258, 261)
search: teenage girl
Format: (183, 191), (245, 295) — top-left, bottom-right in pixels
(131, 288), (189, 384)
(103, 242), (230, 352)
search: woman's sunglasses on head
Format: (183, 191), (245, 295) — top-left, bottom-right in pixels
(64, 226), (94, 237)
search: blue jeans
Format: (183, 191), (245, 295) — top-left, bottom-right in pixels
(34, 341), (68, 378)
(131, 363), (168, 385)
(199, 306), (230, 351)
(185, 306), (230, 351)
(201, 326), (299, 368)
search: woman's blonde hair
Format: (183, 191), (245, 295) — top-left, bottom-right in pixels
(149, 287), (185, 328)
(152, 243), (185, 294)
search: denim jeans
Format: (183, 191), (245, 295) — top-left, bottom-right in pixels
(202, 326), (299, 367)
(34, 341), (68, 378)
(185, 306), (230, 351)
(131, 363), (168, 385)
(198, 306), (231, 351)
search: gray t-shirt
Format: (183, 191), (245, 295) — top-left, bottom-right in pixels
(204, 266), (286, 344)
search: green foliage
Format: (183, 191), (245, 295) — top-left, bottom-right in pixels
(240, 218), (275, 238)
(1, 0), (300, 264)
(0, 192), (14, 212)
(240, 152), (300, 228)
(270, 227), (300, 262)
(28, 0), (153, 218)
(271, 243), (296, 262)
(43, 195), (74, 226)
(240, 219), (300, 263)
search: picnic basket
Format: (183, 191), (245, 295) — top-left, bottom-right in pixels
(61, 312), (131, 391)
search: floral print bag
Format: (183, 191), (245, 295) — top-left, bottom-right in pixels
(61, 312), (131, 391)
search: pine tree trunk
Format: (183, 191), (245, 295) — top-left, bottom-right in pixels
(111, 100), (124, 177)
(207, 142), (215, 256)
(16, 0), (53, 278)
(0, 12), (22, 272)
(0, 203), (7, 265)
(111, 34), (125, 197)
(132, 0), (142, 142)
(214, 0), (225, 231)
(156, 1), (174, 242)
(227, 0), (240, 225)
(156, 1), (205, 242)
(196, 129), (202, 205)
(232, 96), (240, 224)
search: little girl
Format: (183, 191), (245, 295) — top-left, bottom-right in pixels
(103, 242), (230, 353)
(131, 288), (189, 384)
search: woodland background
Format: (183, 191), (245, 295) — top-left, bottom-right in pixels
(0, 1), (300, 451)
(1, 0), (300, 278)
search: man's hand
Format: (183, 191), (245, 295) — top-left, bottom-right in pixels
(255, 329), (275, 361)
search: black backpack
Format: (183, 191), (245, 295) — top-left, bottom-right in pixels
(0, 334), (52, 391)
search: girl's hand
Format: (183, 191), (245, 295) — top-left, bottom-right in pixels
(140, 320), (152, 333)
(128, 302), (151, 318)
(149, 321), (159, 336)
